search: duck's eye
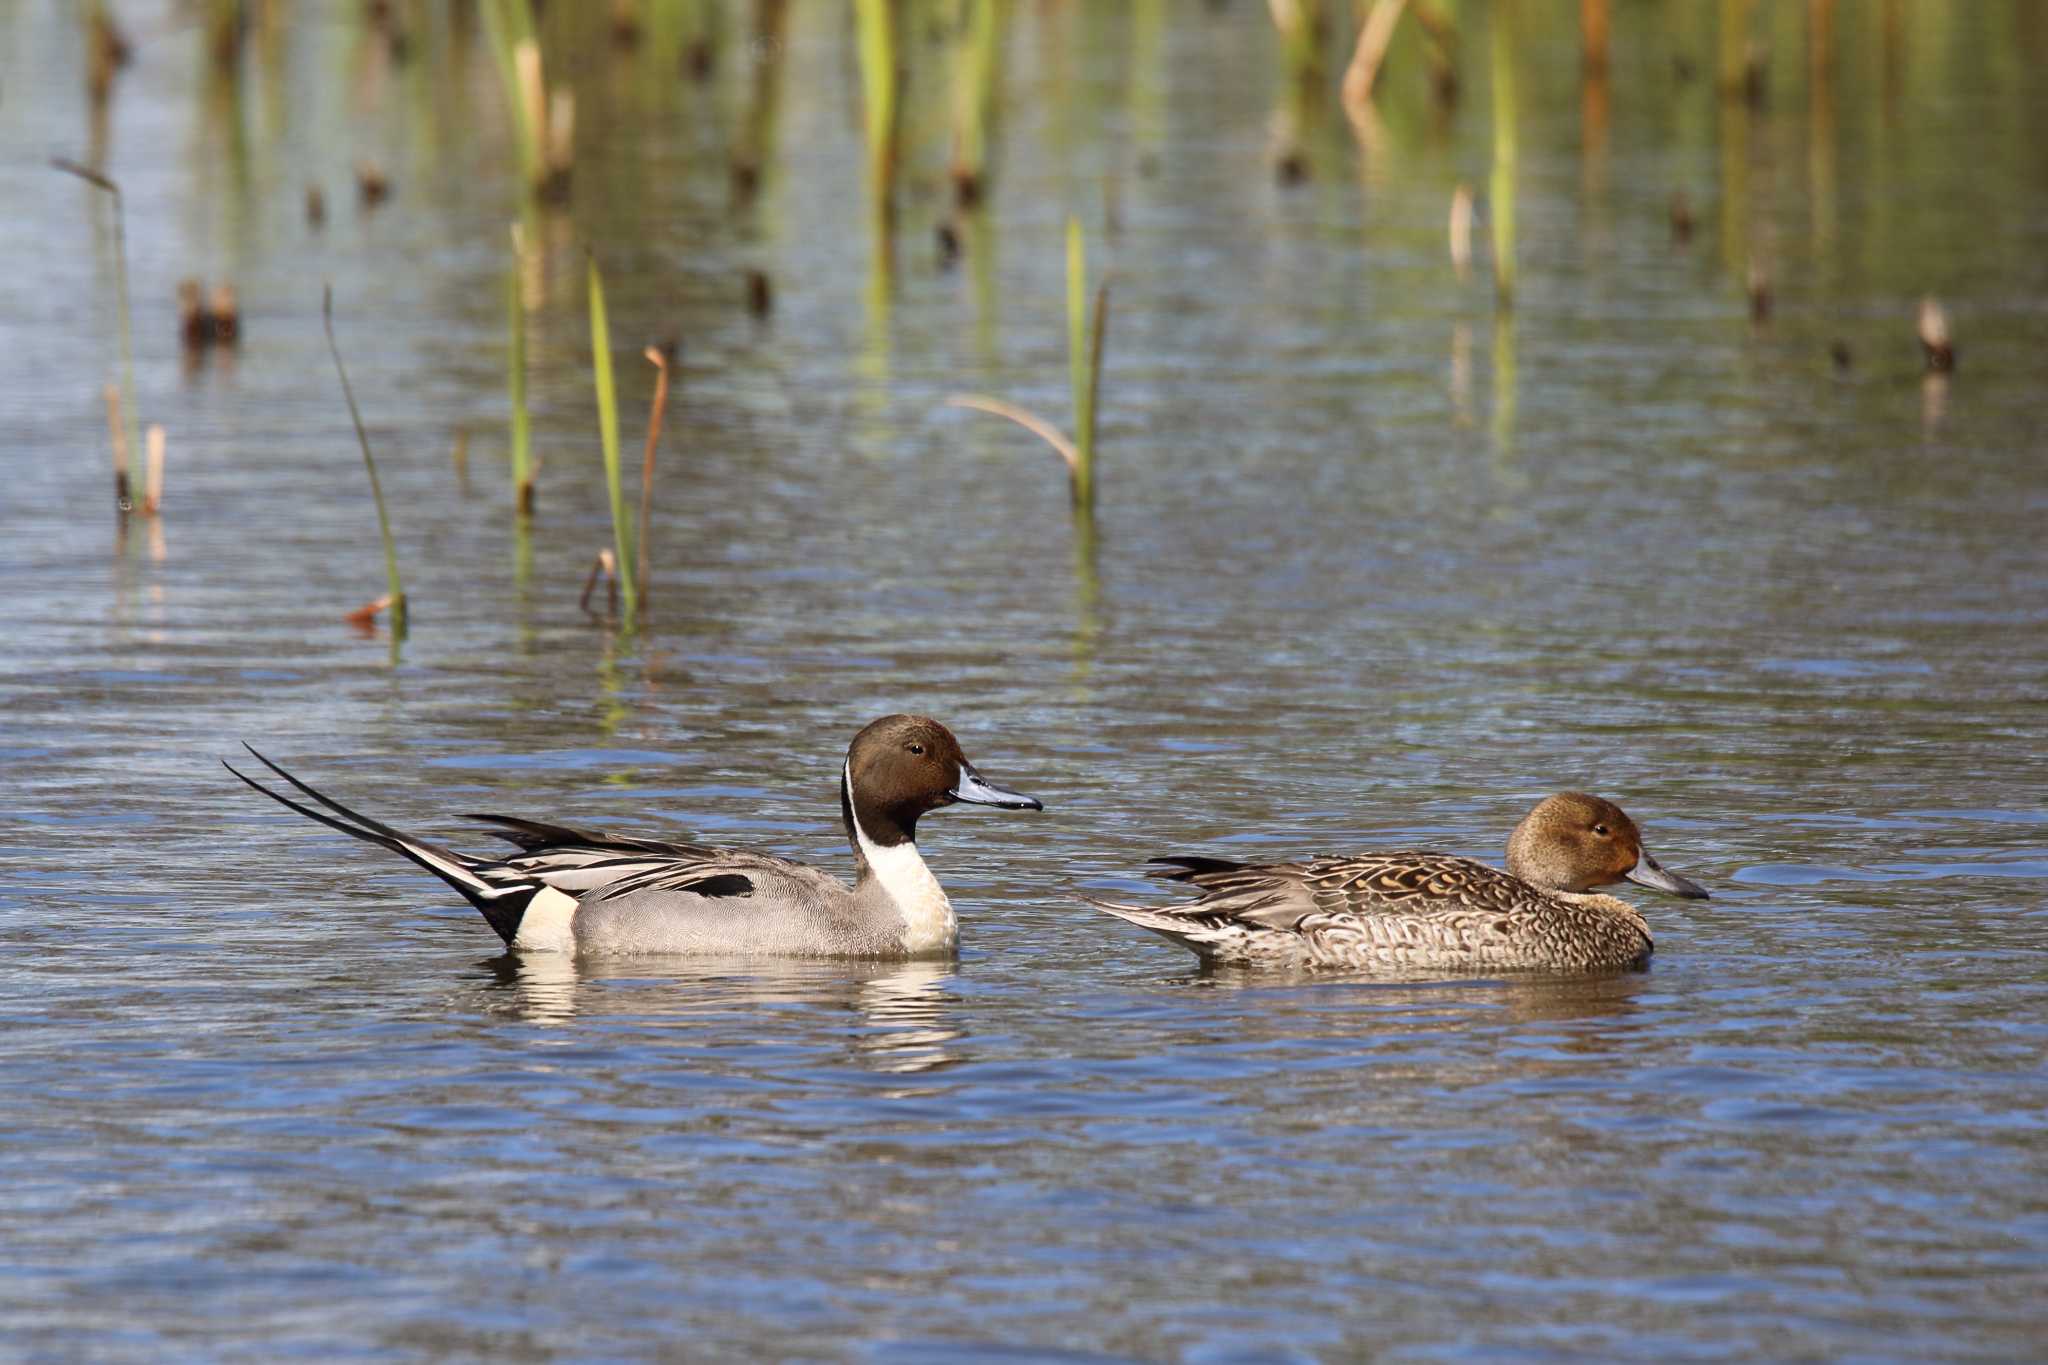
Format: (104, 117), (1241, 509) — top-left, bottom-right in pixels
(1592, 823), (1610, 837)
(907, 743), (925, 756)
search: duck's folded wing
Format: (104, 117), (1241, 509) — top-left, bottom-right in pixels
(1141, 851), (1527, 929)
(1293, 851), (1532, 917)
(578, 847), (857, 907)
(465, 812), (743, 895)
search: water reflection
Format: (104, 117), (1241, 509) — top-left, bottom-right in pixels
(479, 954), (964, 1076)
(1489, 309), (1516, 456)
(1189, 967), (1651, 1037)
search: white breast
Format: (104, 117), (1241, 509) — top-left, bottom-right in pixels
(845, 764), (956, 955)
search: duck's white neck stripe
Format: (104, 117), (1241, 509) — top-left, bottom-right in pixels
(844, 760), (955, 955)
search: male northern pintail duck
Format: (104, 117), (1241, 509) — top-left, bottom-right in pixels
(226, 715), (1041, 958)
(1083, 792), (1708, 973)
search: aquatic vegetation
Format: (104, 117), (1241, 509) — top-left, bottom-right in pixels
(1448, 184), (1475, 282)
(204, 0), (241, 71)
(179, 279), (238, 350)
(1488, 0), (1518, 310)
(1581, 0), (1610, 79)
(636, 346), (671, 615)
(1342, 0), (1408, 115)
(587, 254), (636, 626)
(144, 424), (165, 517)
(1919, 297), (1955, 372)
(853, 0), (898, 221)
(949, 216), (1107, 517)
(481, 0), (571, 201)
(506, 227), (534, 518)
(1067, 216), (1106, 513)
(729, 0), (791, 203)
(100, 386), (128, 509)
(950, 0), (1000, 207)
(322, 286), (408, 638)
(85, 2), (130, 105)
(355, 160), (391, 208)
(52, 158), (140, 513)
(1268, 0), (1327, 87)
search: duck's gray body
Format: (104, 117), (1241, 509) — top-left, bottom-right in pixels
(225, 715), (1039, 960)
(1090, 850), (1656, 974)
(485, 818), (943, 958)
(565, 868), (905, 958)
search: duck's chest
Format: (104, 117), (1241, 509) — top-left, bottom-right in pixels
(861, 840), (957, 955)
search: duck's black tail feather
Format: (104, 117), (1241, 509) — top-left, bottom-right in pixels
(224, 744), (541, 945)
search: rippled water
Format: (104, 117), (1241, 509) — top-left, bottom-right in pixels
(4, 1), (2047, 1357)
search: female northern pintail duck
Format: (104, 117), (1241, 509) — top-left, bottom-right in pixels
(1083, 792), (1708, 973)
(226, 715), (1041, 958)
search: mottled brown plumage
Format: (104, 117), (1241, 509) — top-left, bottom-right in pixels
(1084, 793), (1708, 974)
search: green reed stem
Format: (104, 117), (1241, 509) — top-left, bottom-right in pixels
(1066, 216), (1099, 514)
(507, 226), (533, 517)
(481, 0), (544, 194)
(1489, 0), (1518, 311)
(853, 0), (897, 218)
(323, 286), (408, 637)
(586, 253), (636, 625)
(951, 0), (999, 202)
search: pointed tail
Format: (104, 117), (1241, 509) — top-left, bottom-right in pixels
(224, 744), (544, 945)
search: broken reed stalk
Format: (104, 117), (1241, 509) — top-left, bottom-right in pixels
(580, 549), (619, 615)
(946, 396), (1078, 468)
(144, 424), (165, 515)
(950, 0), (999, 207)
(544, 88), (576, 195)
(1342, 0), (1408, 114)
(945, 216), (1108, 517)
(507, 225), (534, 516)
(87, 2), (130, 104)
(343, 595), (394, 632)
(635, 347), (669, 613)
(586, 254), (636, 625)
(1488, 1), (1518, 311)
(54, 158), (141, 509)
(853, 0), (898, 222)
(1448, 184), (1474, 281)
(1918, 297), (1955, 371)
(323, 285), (408, 637)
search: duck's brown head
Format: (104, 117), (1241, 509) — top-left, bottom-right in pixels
(1505, 792), (1709, 899)
(841, 714), (1041, 849)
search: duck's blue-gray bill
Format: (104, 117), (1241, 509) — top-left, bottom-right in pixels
(950, 767), (1042, 811)
(1626, 850), (1710, 899)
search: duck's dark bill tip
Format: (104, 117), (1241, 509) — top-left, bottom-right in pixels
(1627, 856), (1710, 900)
(950, 768), (1042, 811)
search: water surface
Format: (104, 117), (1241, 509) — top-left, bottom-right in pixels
(3, 1), (2046, 1358)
